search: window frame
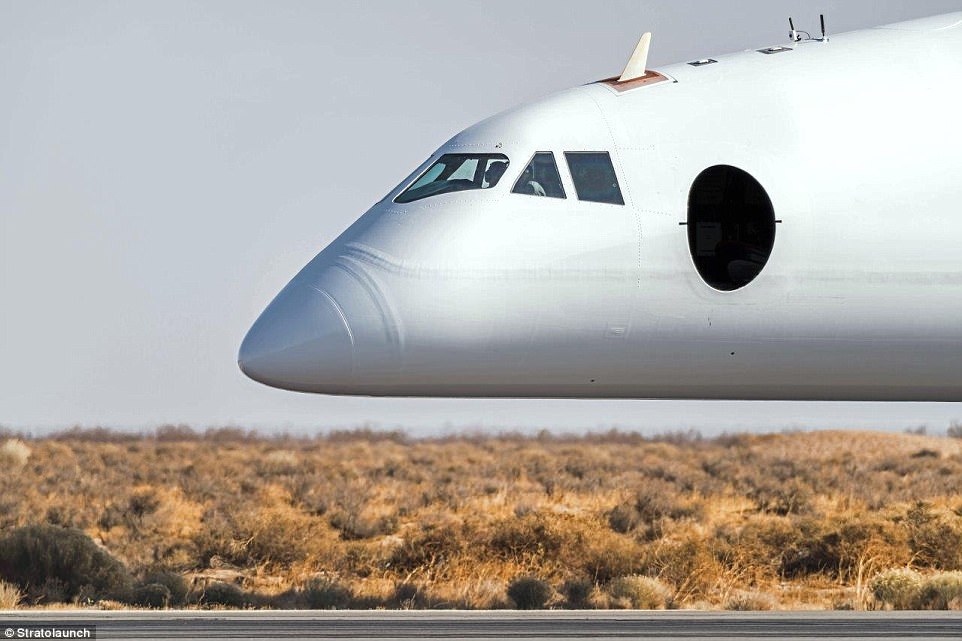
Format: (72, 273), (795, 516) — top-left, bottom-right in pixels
(393, 153), (511, 204)
(563, 151), (625, 206)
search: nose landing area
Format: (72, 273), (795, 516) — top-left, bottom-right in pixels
(238, 284), (354, 392)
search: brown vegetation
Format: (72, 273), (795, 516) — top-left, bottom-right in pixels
(0, 581), (23, 609)
(1, 427), (961, 610)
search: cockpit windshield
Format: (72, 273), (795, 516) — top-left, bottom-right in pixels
(394, 154), (509, 204)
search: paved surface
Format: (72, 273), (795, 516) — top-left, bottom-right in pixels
(1, 610), (960, 640)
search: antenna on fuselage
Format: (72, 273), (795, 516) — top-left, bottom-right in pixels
(789, 17), (800, 42)
(618, 32), (652, 83)
(817, 14), (829, 42)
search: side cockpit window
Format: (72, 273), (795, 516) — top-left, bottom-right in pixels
(394, 154), (509, 204)
(512, 152), (566, 198)
(565, 152), (624, 205)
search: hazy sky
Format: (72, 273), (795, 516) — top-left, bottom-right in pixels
(2, 0), (961, 435)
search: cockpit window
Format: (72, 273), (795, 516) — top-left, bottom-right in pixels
(565, 152), (625, 205)
(394, 154), (510, 204)
(512, 152), (566, 198)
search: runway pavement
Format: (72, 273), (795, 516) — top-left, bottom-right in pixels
(1, 610), (960, 641)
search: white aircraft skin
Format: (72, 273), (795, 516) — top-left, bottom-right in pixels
(239, 13), (962, 401)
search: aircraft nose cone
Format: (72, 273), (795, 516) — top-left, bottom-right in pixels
(238, 283), (354, 392)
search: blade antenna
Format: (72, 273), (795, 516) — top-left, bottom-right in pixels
(789, 17), (800, 42)
(819, 14), (829, 41)
(618, 32), (652, 82)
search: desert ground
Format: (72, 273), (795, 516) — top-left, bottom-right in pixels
(1, 426), (961, 610)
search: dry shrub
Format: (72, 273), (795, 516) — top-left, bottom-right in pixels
(0, 439), (31, 469)
(128, 488), (161, 521)
(232, 502), (325, 567)
(154, 425), (199, 441)
(389, 522), (466, 574)
(642, 536), (723, 603)
(905, 503), (962, 570)
(628, 483), (679, 521)
(195, 510), (277, 568)
(202, 427), (258, 443)
(917, 572), (962, 610)
(392, 582), (426, 609)
(141, 491), (205, 565)
(487, 513), (577, 563)
(325, 429), (408, 445)
(724, 590), (777, 611)
(325, 478), (401, 541)
(196, 581), (252, 608)
(329, 509), (397, 541)
(560, 577), (594, 609)
(784, 516), (908, 580)
(870, 568), (922, 610)
(606, 575), (670, 610)
(829, 516), (910, 575)
(49, 427), (140, 443)
(259, 450), (300, 475)
(429, 578), (509, 609)
(97, 486), (205, 569)
(507, 576), (553, 609)
(606, 503), (640, 535)
(607, 482), (700, 539)
(192, 510), (242, 568)
(715, 516), (799, 581)
(0, 525), (132, 604)
(334, 542), (385, 579)
(718, 515), (908, 581)
(300, 576), (354, 609)
(142, 570), (189, 606)
(44, 505), (87, 530)
(578, 530), (643, 583)
(131, 583), (171, 608)
(779, 519), (857, 578)
(748, 478), (812, 516)
(0, 580), (22, 608)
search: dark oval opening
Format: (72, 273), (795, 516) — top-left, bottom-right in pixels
(687, 165), (776, 291)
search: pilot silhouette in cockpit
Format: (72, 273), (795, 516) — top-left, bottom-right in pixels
(484, 161), (508, 188)
(514, 165), (546, 196)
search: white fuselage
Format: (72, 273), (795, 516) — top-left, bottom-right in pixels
(239, 13), (962, 401)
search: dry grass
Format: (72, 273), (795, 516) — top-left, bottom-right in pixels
(1, 427), (961, 610)
(0, 581), (23, 609)
(605, 575), (670, 609)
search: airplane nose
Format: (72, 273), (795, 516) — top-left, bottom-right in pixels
(238, 283), (354, 392)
